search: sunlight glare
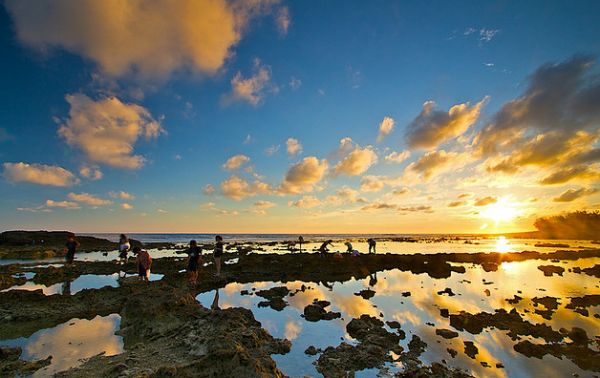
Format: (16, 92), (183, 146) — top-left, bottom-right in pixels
(482, 197), (519, 225)
(495, 236), (513, 253)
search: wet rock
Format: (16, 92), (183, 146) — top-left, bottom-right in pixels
(481, 262), (498, 272)
(354, 288), (376, 299)
(574, 308), (589, 317)
(303, 300), (341, 322)
(535, 243), (570, 248)
(440, 309), (450, 318)
(464, 341), (478, 359)
(436, 329), (459, 339)
(395, 362), (473, 377)
(0, 346), (52, 376)
(507, 295), (522, 304)
(496, 363), (504, 368)
(305, 345), (321, 355)
(537, 265), (565, 276)
(437, 288), (456, 296)
(449, 308), (563, 343)
(447, 348), (458, 358)
(386, 320), (401, 329)
(255, 286), (290, 311)
(532, 296), (559, 310)
(568, 327), (589, 345)
(513, 340), (600, 372)
(565, 295), (600, 315)
(408, 335), (427, 356)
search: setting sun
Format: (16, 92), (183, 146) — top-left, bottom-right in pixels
(481, 197), (520, 225)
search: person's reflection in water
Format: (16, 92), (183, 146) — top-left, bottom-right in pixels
(61, 278), (72, 296)
(368, 272), (378, 287)
(211, 289), (220, 310)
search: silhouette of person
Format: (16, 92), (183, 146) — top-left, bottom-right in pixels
(211, 289), (220, 310)
(367, 238), (377, 254)
(298, 236), (304, 252)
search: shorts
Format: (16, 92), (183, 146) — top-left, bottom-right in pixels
(187, 262), (198, 272)
(138, 266), (148, 277)
(65, 252), (75, 263)
(213, 252), (222, 258)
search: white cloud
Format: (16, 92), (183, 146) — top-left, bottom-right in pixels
(79, 165), (103, 180)
(289, 76), (302, 90)
(46, 199), (80, 209)
(384, 150), (410, 164)
(157, 208), (168, 213)
(289, 195), (322, 209)
(222, 154), (251, 171)
(58, 94), (164, 169)
(3, 162), (79, 187)
(286, 138), (303, 156)
(279, 156), (328, 194)
(67, 192), (112, 207)
(265, 145), (280, 156)
(109, 191), (135, 200)
(5, 0), (280, 78)
(224, 59), (276, 106)
(377, 116), (395, 142)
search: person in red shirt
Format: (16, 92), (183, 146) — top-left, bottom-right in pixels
(133, 246), (152, 283)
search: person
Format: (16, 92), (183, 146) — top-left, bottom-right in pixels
(211, 289), (220, 310)
(318, 240), (333, 256)
(344, 241), (353, 253)
(298, 236), (304, 253)
(214, 235), (224, 277)
(118, 234), (130, 264)
(64, 233), (80, 265)
(134, 246), (152, 283)
(368, 238), (377, 254)
(187, 240), (202, 285)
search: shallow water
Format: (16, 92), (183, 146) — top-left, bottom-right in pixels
(2, 237), (598, 266)
(196, 257), (600, 377)
(2, 272), (164, 295)
(0, 314), (123, 377)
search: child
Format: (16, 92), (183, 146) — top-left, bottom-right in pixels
(214, 235), (223, 277)
(134, 246), (152, 283)
(64, 233), (80, 265)
(187, 240), (202, 285)
(118, 234), (130, 264)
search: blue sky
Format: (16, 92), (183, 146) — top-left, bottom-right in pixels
(1, 0), (599, 233)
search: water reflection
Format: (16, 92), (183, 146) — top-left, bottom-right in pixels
(196, 257), (600, 377)
(0, 314), (123, 376)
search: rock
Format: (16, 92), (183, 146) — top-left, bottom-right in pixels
(305, 345), (321, 355)
(537, 265), (565, 276)
(436, 329), (459, 339)
(402, 291), (411, 297)
(447, 348), (458, 358)
(481, 262), (498, 272)
(440, 309), (450, 318)
(464, 341), (478, 359)
(303, 300), (341, 322)
(354, 289), (376, 299)
(507, 295), (523, 304)
(437, 288), (456, 296)
(255, 286), (290, 311)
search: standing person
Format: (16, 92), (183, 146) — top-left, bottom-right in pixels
(187, 240), (202, 285)
(318, 240), (333, 256)
(64, 233), (80, 265)
(118, 234), (130, 264)
(298, 236), (304, 253)
(134, 246), (152, 283)
(367, 238), (377, 254)
(214, 235), (224, 277)
(344, 241), (353, 253)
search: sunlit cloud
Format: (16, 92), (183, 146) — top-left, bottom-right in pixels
(46, 199), (80, 209)
(108, 191), (135, 200)
(360, 175), (385, 192)
(276, 7), (291, 36)
(222, 154), (251, 171)
(58, 94), (164, 169)
(286, 138), (303, 156)
(79, 165), (103, 181)
(3, 162), (79, 187)
(407, 150), (468, 180)
(553, 188), (599, 202)
(220, 175), (272, 200)
(5, 0), (281, 78)
(540, 165), (600, 185)
(68, 192), (113, 207)
(223, 58), (276, 106)
(332, 138), (377, 176)
(384, 150), (410, 164)
(406, 98), (487, 149)
(279, 156), (328, 194)
(474, 196), (497, 206)
(289, 195), (322, 209)
(202, 184), (216, 196)
(376, 116), (395, 142)
(121, 203), (134, 210)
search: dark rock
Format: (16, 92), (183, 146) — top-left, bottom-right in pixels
(354, 289), (376, 299)
(464, 341), (478, 359)
(437, 287), (456, 296)
(537, 265), (565, 276)
(436, 329), (459, 339)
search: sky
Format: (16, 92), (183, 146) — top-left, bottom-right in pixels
(0, 0), (599, 234)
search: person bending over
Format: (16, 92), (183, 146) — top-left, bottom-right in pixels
(134, 246), (152, 283)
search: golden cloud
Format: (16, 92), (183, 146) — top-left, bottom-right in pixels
(6, 0), (281, 78)
(332, 138), (378, 176)
(406, 97), (487, 149)
(220, 175), (272, 201)
(553, 188), (598, 202)
(59, 94), (163, 169)
(286, 138), (303, 156)
(279, 156), (328, 194)
(222, 155), (251, 171)
(68, 192), (113, 207)
(377, 116), (395, 142)
(3, 162), (79, 187)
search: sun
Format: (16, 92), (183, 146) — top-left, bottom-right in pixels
(482, 197), (519, 224)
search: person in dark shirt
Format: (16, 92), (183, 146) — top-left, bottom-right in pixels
(187, 240), (202, 285)
(64, 233), (80, 265)
(298, 235), (304, 253)
(318, 240), (333, 256)
(367, 238), (377, 254)
(214, 235), (223, 277)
